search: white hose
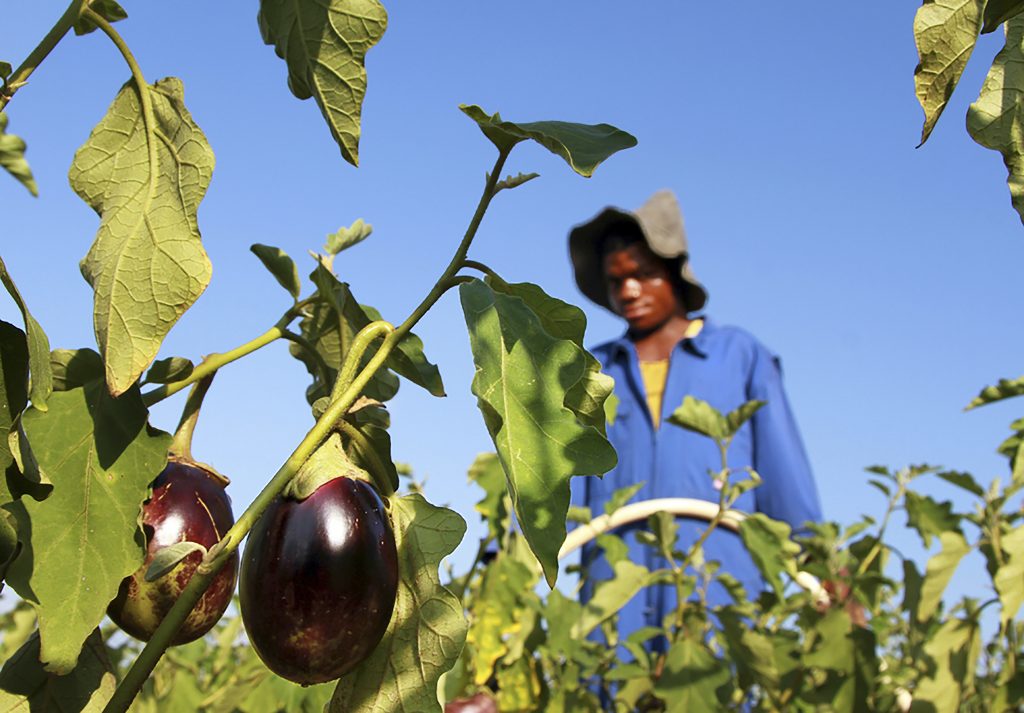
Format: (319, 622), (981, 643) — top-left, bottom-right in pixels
(558, 497), (828, 606)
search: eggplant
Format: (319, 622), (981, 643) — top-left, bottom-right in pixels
(239, 476), (398, 684)
(108, 459), (238, 644)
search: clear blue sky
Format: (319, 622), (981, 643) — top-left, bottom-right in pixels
(3, 3), (1022, 603)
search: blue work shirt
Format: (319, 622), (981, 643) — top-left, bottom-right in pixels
(573, 317), (822, 644)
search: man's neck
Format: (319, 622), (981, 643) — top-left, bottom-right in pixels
(630, 314), (692, 361)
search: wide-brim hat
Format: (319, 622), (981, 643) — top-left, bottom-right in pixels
(568, 189), (708, 314)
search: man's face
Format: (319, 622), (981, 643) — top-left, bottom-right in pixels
(602, 241), (684, 334)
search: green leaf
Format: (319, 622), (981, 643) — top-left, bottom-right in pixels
(250, 244), (301, 299)
(738, 513), (800, 599)
(0, 63), (11, 81)
(467, 452), (511, 544)
(911, 617), (981, 713)
(258, 0), (387, 166)
(0, 629), (116, 710)
(325, 218), (373, 255)
(293, 266), (443, 402)
(0, 510), (18, 588)
(604, 481), (645, 516)
(0, 321), (29, 487)
(994, 524), (1024, 625)
(719, 610), (780, 691)
(143, 356), (194, 385)
(144, 540), (208, 582)
(967, 19), (1024, 226)
(73, 0), (128, 35)
(0, 112), (38, 196)
(0, 255), (52, 409)
(459, 104), (637, 177)
(725, 399), (765, 435)
(575, 560), (649, 637)
(966, 375), (1024, 409)
(935, 469), (985, 496)
(485, 277), (611, 433)
(918, 530), (971, 622)
(667, 396), (729, 441)
(49, 348), (104, 393)
(913, 0), (986, 145)
(466, 553), (536, 686)
(653, 637), (730, 713)
(983, 0), (1024, 32)
(329, 494), (467, 713)
(70, 77), (214, 396)
(3, 382), (171, 673)
(459, 278), (617, 585)
(905, 491), (961, 548)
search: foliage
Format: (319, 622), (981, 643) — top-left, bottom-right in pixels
(444, 399), (1024, 712)
(0, 2), (1018, 712)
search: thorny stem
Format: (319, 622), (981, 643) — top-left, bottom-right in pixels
(168, 373), (216, 462)
(104, 148), (513, 713)
(0, 0), (86, 110)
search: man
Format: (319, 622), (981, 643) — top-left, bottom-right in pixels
(568, 189), (822, 644)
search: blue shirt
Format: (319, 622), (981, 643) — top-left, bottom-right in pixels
(573, 318), (822, 642)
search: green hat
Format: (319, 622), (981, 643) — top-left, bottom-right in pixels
(568, 189), (708, 314)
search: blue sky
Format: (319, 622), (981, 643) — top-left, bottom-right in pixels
(3, 2), (1022, 604)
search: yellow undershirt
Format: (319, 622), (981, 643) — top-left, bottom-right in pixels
(639, 319), (703, 428)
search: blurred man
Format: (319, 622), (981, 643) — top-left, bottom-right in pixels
(568, 189), (822, 645)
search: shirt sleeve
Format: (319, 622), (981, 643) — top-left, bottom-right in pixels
(746, 345), (823, 532)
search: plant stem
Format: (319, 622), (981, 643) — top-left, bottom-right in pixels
(461, 259), (500, 279)
(331, 321), (393, 403)
(168, 373), (216, 461)
(104, 149), (512, 713)
(142, 316), (293, 407)
(0, 0), (86, 110)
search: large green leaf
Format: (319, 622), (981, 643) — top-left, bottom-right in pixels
(574, 560), (649, 638)
(994, 524), (1024, 625)
(905, 491), (961, 548)
(3, 383), (171, 673)
(0, 112), (37, 196)
(913, 0), (985, 145)
(70, 77), (214, 396)
(258, 0), (387, 166)
(0, 321), (29, 493)
(460, 104), (637, 177)
(0, 629), (116, 711)
(653, 637), (730, 713)
(486, 277), (612, 433)
(466, 552), (535, 686)
(911, 617), (981, 713)
(49, 348), (104, 392)
(965, 375), (1024, 409)
(983, 0), (1024, 32)
(917, 530), (971, 622)
(329, 494), (466, 713)
(738, 513), (801, 600)
(967, 17), (1024, 225)
(0, 255), (52, 409)
(459, 278), (617, 585)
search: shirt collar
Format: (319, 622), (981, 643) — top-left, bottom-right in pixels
(607, 315), (714, 360)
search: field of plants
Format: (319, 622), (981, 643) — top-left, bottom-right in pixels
(0, 1), (1021, 712)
